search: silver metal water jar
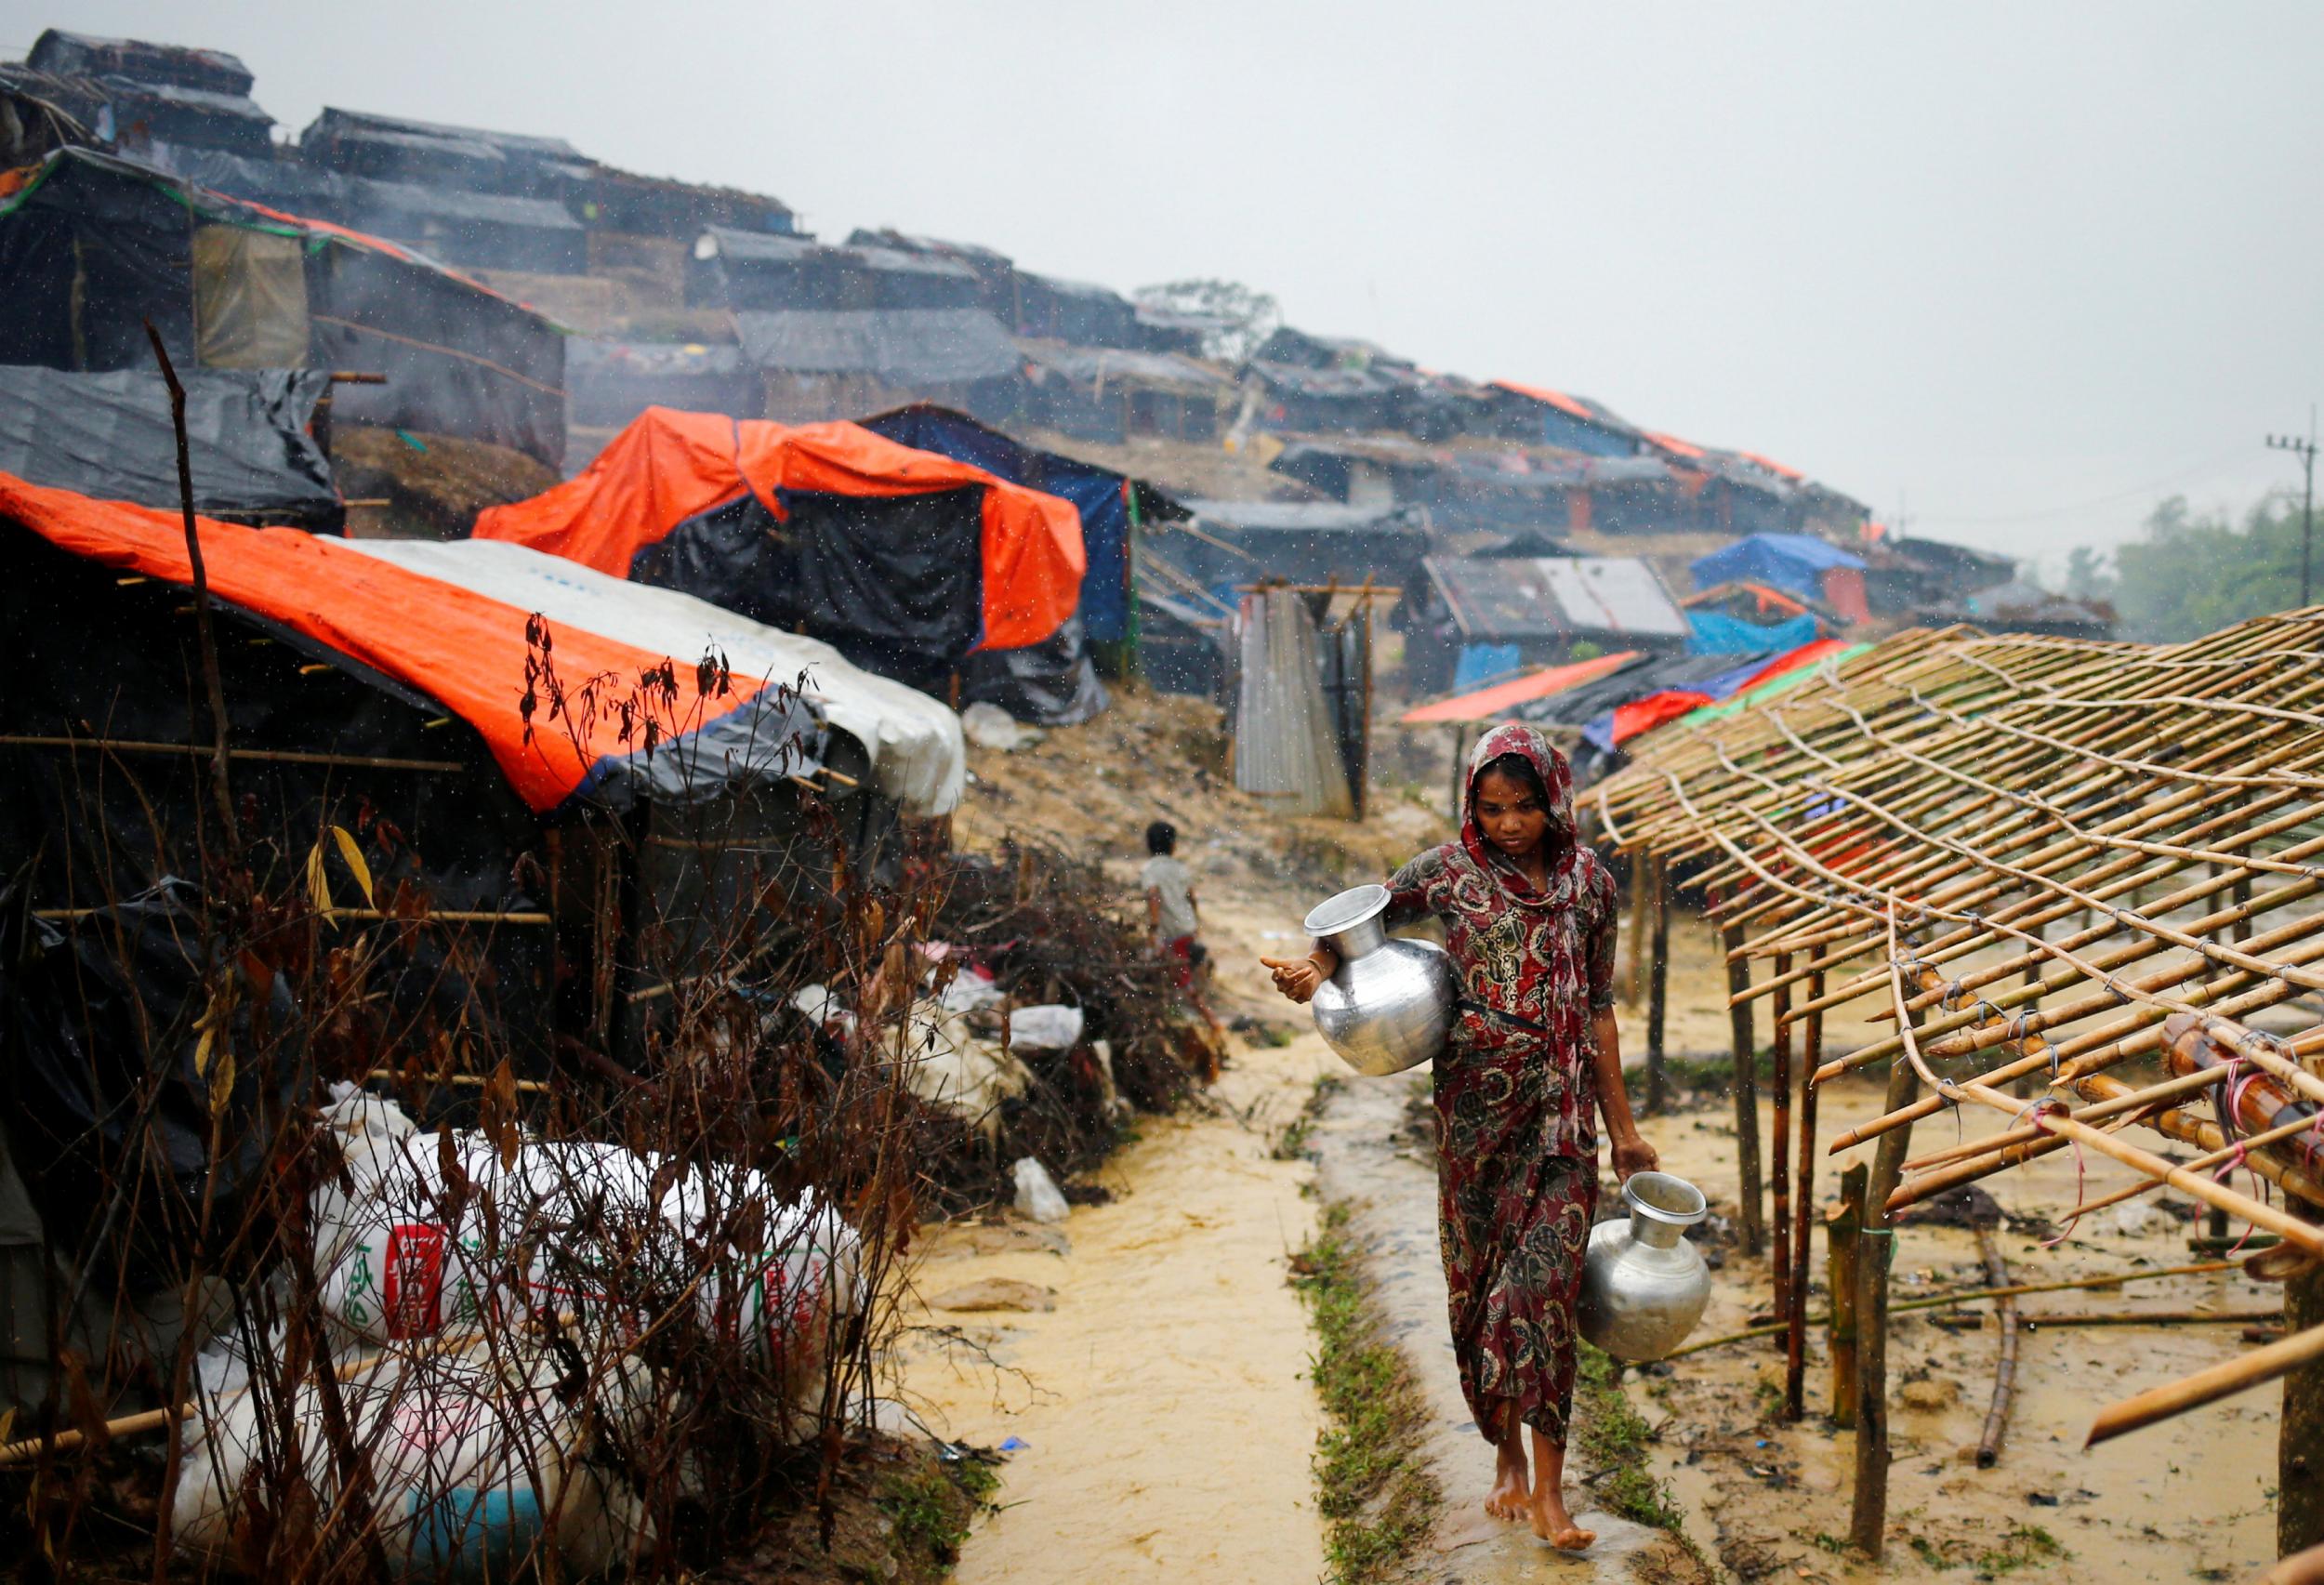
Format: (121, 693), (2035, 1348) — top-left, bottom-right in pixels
(1577, 1171), (1711, 1362)
(1303, 884), (1459, 1076)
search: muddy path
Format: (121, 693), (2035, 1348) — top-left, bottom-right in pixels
(887, 876), (1341, 1580)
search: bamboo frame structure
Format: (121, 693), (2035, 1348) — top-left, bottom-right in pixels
(1581, 611), (2324, 1552)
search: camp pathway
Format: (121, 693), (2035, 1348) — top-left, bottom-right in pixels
(890, 1027), (1337, 1582)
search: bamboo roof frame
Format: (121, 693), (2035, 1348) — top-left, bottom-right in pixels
(1584, 611), (2324, 1448)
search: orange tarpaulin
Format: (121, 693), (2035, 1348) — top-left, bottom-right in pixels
(0, 470), (786, 814)
(474, 407), (1085, 651)
(1398, 651), (1639, 725)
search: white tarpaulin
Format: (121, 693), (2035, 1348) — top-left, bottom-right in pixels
(338, 537), (967, 816)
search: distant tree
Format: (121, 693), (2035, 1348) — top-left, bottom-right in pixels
(2062, 545), (2114, 603)
(1132, 278), (1281, 364)
(2110, 491), (2309, 641)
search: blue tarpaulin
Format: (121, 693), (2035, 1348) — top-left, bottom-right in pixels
(861, 404), (1166, 643)
(1688, 534), (1865, 603)
(1453, 642), (1523, 692)
(1687, 609), (1821, 655)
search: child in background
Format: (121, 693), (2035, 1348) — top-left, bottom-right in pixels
(1142, 821), (1224, 1059)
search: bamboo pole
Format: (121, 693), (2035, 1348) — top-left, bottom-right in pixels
(1785, 970), (1823, 1420)
(1974, 1222), (2016, 1467)
(2087, 1323), (2324, 1446)
(1645, 855), (1670, 1115)
(2286, 1220), (2324, 1556)
(1725, 921), (1764, 1257)
(1770, 953), (1793, 1343)
(1665, 1258), (2246, 1360)
(1827, 1161), (1865, 1426)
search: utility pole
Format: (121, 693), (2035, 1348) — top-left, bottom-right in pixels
(2267, 405), (2318, 609)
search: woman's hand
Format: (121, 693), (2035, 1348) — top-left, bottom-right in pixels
(1261, 950), (1335, 1004)
(1609, 1134), (1659, 1182)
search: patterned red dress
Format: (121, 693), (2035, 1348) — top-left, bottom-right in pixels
(1382, 724), (1618, 1446)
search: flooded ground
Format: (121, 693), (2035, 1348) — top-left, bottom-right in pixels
(888, 887), (1338, 1581)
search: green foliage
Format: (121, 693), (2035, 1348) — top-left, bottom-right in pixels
(1294, 1201), (1443, 1582)
(2100, 491), (2317, 641)
(878, 1456), (997, 1567)
(1573, 1343), (1690, 1535)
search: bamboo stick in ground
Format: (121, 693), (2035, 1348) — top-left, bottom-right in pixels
(1726, 921), (1764, 1257)
(2087, 1322), (2324, 1446)
(1975, 1222), (2017, 1468)
(1645, 855), (1670, 1114)
(1771, 953), (1794, 1341)
(1827, 1161), (1866, 1426)
(1785, 971), (1824, 1420)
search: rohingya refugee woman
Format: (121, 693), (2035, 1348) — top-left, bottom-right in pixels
(1261, 723), (1656, 1552)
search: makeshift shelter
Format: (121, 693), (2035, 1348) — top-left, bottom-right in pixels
(733, 307), (1022, 425)
(1010, 272), (1139, 348)
(859, 401), (1186, 647)
(0, 148), (567, 468)
(0, 365), (341, 531)
(5, 32), (272, 158)
(472, 406), (1084, 691)
(859, 402), (1187, 721)
(337, 177), (587, 274)
(297, 107), (584, 192)
(0, 469), (960, 1058)
(1016, 343), (1230, 444)
(1689, 533), (1868, 616)
(1421, 553), (1689, 648)
(1159, 498), (1428, 593)
(1486, 381), (1645, 457)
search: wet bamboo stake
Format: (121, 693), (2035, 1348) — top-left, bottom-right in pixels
(1725, 922), (1764, 1256)
(1770, 953), (1793, 1343)
(1827, 1161), (1865, 1427)
(1644, 855), (1670, 1115)
(1784, 971), (1823, 1420)
(2087, 1322), (2324, 1446)
(1624, 845), (1651, 1005)
(1851, 1030), (1921, 1556)
(2286, 1216), (2324, 1557)
(1974, 1222), (2016, 1467)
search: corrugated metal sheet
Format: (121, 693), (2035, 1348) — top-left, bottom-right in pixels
(1234, 588), (1353, 818)
(733, 308), (1020, 383)
(1426, 555), (1688, 642)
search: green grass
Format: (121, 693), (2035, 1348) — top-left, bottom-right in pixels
(1573, 1342), (1689, 1533)
(878, 1456), (999, 1567)
(1974, 1523), (2065, 1576)
(1293, 1200), (1443, 1584)
(1274, 1074), (1344, 1161)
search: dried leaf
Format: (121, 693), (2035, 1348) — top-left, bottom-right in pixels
(193, 1024), (216, 1079)
(330, 826), (376, 907)
(305, 840), (333, 920)
(208, 1049), (235, 1116)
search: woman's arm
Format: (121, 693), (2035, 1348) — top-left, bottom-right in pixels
(1591, 1007), (1657, 1181)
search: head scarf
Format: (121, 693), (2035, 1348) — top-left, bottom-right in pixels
(1461, 722), (1588, 911)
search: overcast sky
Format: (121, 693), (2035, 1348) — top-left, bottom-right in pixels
(12, 1), (2320, 576)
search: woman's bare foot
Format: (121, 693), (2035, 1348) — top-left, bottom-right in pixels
(1484, 1431), (1531, 1522)
(1528, 1485), (1594, 1552)
(1525, 1429), (1594, 1550)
